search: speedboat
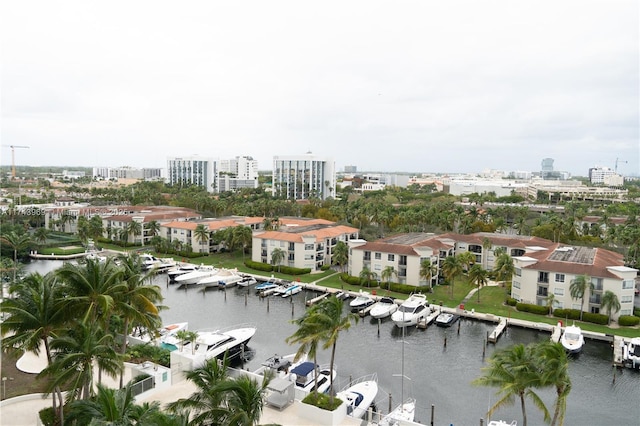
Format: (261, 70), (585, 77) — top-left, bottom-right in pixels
(369, 297), (398, 319)
(435, 312), (459, 327)
(180, 325), (256, 368)
(139, 253), (176, 272)
(391, 294), (429, 328)
(560, 324), (585, 354)
(255, 279), (278, 294)
(174, 265), (218, 286)
(623, 337), (640, 369)
(196, 268), (242, 288)
(349, 290), (375, 312)
(275, 282), (303, 298)
(168, 263), (199, 282)
(237, 276), (258, 287)
(378, 398), (416, 426)
(253, 352), (308, 378)
(336, 374), (378, 419)
(289, 361), (336, 394)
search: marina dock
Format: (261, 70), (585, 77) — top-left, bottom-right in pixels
(417, 307), (439, 329)
(487, 318), (508, 343)
(550, 323), (562, 343)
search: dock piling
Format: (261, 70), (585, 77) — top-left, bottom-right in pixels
(267, 297), (270, 312)
(431, 404), (435, 426)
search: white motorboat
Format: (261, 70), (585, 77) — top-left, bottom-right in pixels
(167, 263), (199, 282)
(289, 361), (336, 394)
(196, 268), (242, 288)
(139, 253), (175, 272)
(391, 294), (429, 327)
(275, 282), (303, 298)
(85, 252), (107, 263)
(174, 265), (218, 286)
(378, 398), (416, 426)
(369, 297), (398, 319)
(237, 276), (258, 287)
(337, 374), (379, 419)
(623, 337), (640, 369)
(488, 421), (517, 426)
(349, 290), (375, 312)
(179, 325), (256, 368)
(560, 324), (585, 354)
(253, 352), (308, 378)
(128, 321), (188, 347)
(255, 279), (278, 294)
(435, 312), (459, 327)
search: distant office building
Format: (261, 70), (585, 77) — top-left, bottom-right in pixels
(589, 166), (623, 186)
(93, 166), (163, 181)
(63, 170), (86, 179)
(167, 156), (218, 193)
(344, 165), (357, 173)
(219, 156), (259, 191)
(272, 153), (336, 200)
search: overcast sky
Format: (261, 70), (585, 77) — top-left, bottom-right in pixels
(1, 1), (638, 176)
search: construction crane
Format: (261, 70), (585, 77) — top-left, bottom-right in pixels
(2, 145), (30, 179)
(615, 157), (628, 173)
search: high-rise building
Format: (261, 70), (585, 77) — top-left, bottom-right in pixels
(272, 153), (336, 200)
(218, 156), (259, 191)
(167, 156), (218, 192)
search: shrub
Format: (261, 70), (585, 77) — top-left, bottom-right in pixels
(244, 260), (273, 272)
(278, 266), (311, 275)
(618, 315), (640, 326)
(515, 302), (549, 315)
(340, 274), (363, 286)
(126, 344), (170, 367)
(302, 391), (343, 411)
(389, 283), (427, 295)
(634, 307), (640, 318)
(506, 297), (518, 306)
(320, 264), (331, 271)
(553, 309), (581, 321)
(581, 312), (608, 325)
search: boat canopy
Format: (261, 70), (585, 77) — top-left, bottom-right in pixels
(291, 361), (316, 376)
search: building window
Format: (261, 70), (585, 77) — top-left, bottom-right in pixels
(621, 295), (632, 303)
(515, 268), (521, 277)
(572, 304), (581, 310)
(364, 251), (371, 261)
(513, 281), (521, 289)
(537, 286), (548, 297)
(622, 279), (635, 289)
(591, 277), (603, 291)
(305, 244), (314, 250)
(621, 309), (632, 316)
(555, 273), (565, 283)
(388, 254), (395, 261)
(375, 253), (381, 260)
(554, 288), (564, 296)
(374, 264), (381, 271)
(538, 272), (549, 283)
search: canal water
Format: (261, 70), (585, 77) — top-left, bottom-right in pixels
(25, 260), (640, 425)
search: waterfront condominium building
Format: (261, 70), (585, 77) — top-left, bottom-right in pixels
(219, 156), (259, 191)
(272, 153), (336, 200)
(167, 156), (219, 193)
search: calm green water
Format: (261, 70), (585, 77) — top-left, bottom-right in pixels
(26, 260), (640, 426)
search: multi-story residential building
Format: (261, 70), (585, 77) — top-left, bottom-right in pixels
(167, 156), (219, 193)
(219, 156), (259, 191)
(272, 153), (336, 200)
(252, 218), (358, 272)
(93, 166), (164, 180)
(160, 216), (264, 253)
(589, 166), (624, 186)
(348, 231), (637, 321)
(512, 245), (637, 320)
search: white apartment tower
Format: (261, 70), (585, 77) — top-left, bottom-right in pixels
(167, 156), (218, 193)
(272, 153), (336, 200)
(218, 156), (259, 191)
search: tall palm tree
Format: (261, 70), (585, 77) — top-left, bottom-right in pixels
(493, 253), (515, 287)
(600, 290), (621, 325)
(89, 215), (104, 241)
(457, 251), (476, 273)
(286, 306), (325, 392)
(358, 267), (377, 288)
(233, 225), (253, 261)
(193, 224), (210, 253)
(34, 227), (49, 246)
(535, 341), (571, 426)
(127, 220), (143, 245)
(569, 275), (594, 321)
(146, 220), (161, 239)
(545, 294), (556, 317)
(0, 230), (32, 297)
(302, 296), (358, 400)
(473, 343), (549, 426)
(0, 272), (67, 423)
(332, 241), (348, 273)
(441, 255), (463, 297)
(215, 374), (271, 426)
(419, 259), (437, 291)
(381, 265), (397, 291)
(468, 264), (489, 302)
(270, 248), (285, 273)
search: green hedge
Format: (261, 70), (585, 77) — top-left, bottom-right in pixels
(553, 309), (581, 321)
(516, 302), (549, 315)
(553, 309), (608, 325)
(506, 297), (518, 306)
(244, 260), (273, 272)
(618, 315), (640, 326)
(340, 273), (362, 286)
(634, 307), (640, 318)
(581, 312), (609, 325)
(278, 266), (312, 275)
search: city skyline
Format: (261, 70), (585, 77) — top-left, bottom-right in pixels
(1, 1), (638, 176)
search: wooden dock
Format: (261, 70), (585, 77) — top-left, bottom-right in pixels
(358, 304), (374, 317)
(487, 318), (507, 343)
(417, 308), (439, 329)
(550, 323), (562, 343)
(305, 292), (329, 307)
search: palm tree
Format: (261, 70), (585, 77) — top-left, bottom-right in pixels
(457, 251), (476, 273)
(193, 224), (210, 253)
(89, 215), (104, 241)
(468, 264), (489, 302)
(0, 272), (67, 423)
(166, 356), (231, 425)
(0, 230), (32, 298)
(332, 241), (348, 273)
(270, 248), (285, 273)
(127, 220), (143, 245)
(286, 306), (325, 392)
(34, 227), (49, 246)
(601, 290), (621, 325)
(146, 220), (161, 238)
(301, 296), (358, 400)
(441, 255), (463, 297)
(214, 373), (271, 425)
(381, 265), (397, 291)
(535, 341), (571, 426)
(419, 259), (437, 292)
(545, 293), (556, 317)
(493, 253), (515, 287)
(473, 343), (549, 426)
(233, 225), (253, 261)
(569, 274), (594, 321)
(358, 267), (377, 288)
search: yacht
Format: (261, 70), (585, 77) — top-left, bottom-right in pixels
(378, 398), (416, 426)
(336, 374), (379, 419)
(391, 294), (429, 327)
(369, 297), (398, 319)
(560, 324), (585, 354)
(349, 290), (375, 312)
(289, 361), (336, 394)
(180, 325), (256, 369)
(196, 268), (242, 289)
(167, 263), (199, 282)
(174, 265), (219, 286)
(128, 321), (188, 347)
(139, 253), (176, 272)
(623, 337), (640, 369)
